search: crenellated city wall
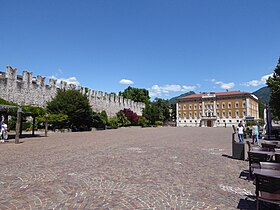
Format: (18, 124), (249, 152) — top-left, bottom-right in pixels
(0, 66), (145, 117)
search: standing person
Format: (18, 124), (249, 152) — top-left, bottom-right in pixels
(237, 122), (244, 143)
(252, 121), (259, 145)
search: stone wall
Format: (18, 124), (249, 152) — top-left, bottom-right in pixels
(0, 66), (145, 117)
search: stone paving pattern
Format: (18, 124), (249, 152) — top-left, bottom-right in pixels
(0, 127), (258, 209)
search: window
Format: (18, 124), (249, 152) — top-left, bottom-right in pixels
(179, 105), (181, 110)
(190, 120), (192, 123)
(179, 120), (181, 123)
(235, 102), (239, 108)
(184, 112), (186, 118)
(189, 112), (192, 118)
(236, 111), (239, 118)
(194, 112), (197, 117)
(184, 120), (186, 123)
(199, 112), (202, 117)
(216, 103), (220, 109)
(222, 111), (226, 117)
(222, 103), (225, 109)
(217, 111), (220, 117)
(229, 120), (232, 123)
(242, 102), (246, 108)
(228, 111), (232, 117)
(189, 105), (192, 110)
(183, 105), (186, 110)
(223, 120), (226, 122)
(243, 110), (246, 116)
(179, 113), (181, 118)
(228, 102), (232, 109)
(194, 104), (197, 110)
(199, 105), (202, 110)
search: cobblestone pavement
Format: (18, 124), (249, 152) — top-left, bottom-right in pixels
(0, 127), (257, 210)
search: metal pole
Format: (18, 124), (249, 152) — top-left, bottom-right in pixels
(32, 116), (35, 136)
(15, 108), (22, 144)
(45, 113), (48, 137)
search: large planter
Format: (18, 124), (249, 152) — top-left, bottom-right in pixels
(232, 133), (245, 160)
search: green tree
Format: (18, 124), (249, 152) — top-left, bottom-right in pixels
(47, 89), (93, 129)
(266, 57), (280, 119)
(119, 86), (150, 104)
(143, 98), (171, 125)
(92, 112), (105, 129)
(143, 102), (162, 125)
(170, 103), (176, 121)
(153, 98), (171, 122)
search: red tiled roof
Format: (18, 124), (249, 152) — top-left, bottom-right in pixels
(178, 91), (251, 99)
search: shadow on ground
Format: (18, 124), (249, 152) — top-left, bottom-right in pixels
(239, 170), (251, 181)
(237, 197), (256, 210)
(1, 134), (46, 144)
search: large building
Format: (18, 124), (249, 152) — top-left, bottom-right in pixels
(176, 91), (259, 127)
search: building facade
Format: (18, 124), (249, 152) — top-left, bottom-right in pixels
(176, 91), (259, 127)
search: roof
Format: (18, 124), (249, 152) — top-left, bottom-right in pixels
(178, 91), (255, 100)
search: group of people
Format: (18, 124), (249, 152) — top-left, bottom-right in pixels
(236, 120), (260, 145)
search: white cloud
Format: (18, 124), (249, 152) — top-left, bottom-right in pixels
(149, 84), (197, 97)
(48, 75), (80, 87)
(220, 82), (235, 89)
(242, 73), (273, 87)
(211, 79), (235, 90)
(119, 79), (134, 85)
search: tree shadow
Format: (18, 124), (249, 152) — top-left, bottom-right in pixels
(8, 133), (45, 139)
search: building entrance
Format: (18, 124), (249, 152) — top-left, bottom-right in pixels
(207, 120), (212, 127)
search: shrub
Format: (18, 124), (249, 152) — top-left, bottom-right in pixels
(138, 116), (149, 126)
(108, 116), (119, 128)
(37, 113), (69, 130)
(122, 108), (139, 125)
(155, 121), (163, 126)
(116, 111), (130, 127)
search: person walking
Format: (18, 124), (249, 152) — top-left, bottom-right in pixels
(252, 121), (259, 145)
(237, 122), (244, 143)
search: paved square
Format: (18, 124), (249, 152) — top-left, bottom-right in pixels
(0, 127), (255, 209)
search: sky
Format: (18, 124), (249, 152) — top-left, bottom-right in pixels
(0, 0), (279, 100)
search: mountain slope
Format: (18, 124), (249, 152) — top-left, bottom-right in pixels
(253, 86), (271, 104)
(169, 91), (195, 104)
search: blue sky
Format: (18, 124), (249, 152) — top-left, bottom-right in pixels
(0, 0), (279, 99)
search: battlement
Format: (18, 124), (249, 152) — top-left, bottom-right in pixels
(0, 66), (145, 116)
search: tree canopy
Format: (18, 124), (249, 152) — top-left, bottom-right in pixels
(47, 89), (93, 129)
(267, 57), (280, 119)
(143, 98), (171, 125)
(119, 86), (150, 104)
